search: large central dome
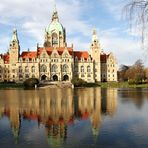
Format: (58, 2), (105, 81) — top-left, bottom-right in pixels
(44, 5), (66, 47)
(46, 21), (64, 34)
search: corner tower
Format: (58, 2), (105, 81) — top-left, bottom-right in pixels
(44, 5), (66, 47)
(90, 29), (101, 82)
(9, 29), (20, 64)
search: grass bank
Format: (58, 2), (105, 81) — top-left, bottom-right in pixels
(99, 82), (148, 88)
(0, 81), (148, 89)
(0, 82), (24, 89)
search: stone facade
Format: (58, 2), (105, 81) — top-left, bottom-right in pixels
(0, 7), (118, 83)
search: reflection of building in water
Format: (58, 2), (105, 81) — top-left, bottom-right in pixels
(76, 88), (102, 139)
(0, 88), (74, 147)
(0, 88), (117, 145)
(9, 108), (21, 144)
(101, 89), (117, 116)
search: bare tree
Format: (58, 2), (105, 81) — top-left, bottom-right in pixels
(125, 0), (148, 49)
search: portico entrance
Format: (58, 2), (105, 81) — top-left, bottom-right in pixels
(53, 75), (58, 81)
(63, 75), (69, 81)
(41, 75), (47, 81)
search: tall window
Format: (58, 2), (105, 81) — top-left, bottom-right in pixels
(25, 66), (29, 73)
(0, 66), (2, 73)
(81, 66), (84, 73)
(19, 66), (22, 73)
(51, 64), (58, 72)
(31, 66), (35, 73)
(25, 74), (29, 79)
(32, 74), (35, 78)
(63, 64), (69, 72)
(19, 75), (23, 80)
(87, 66), (91, 73)
(52, 33), (58, 45)
(40, 64), (47, 72)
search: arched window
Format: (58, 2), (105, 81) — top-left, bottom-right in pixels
(31, 66), (35, 73)
(87, 66), (91, 73)
(52, 33), (58, 45)
(40, 64), (47, 72)
(25, 66), (29, 73)
(51, 64), (58, 72)
(19, 74), (23, 80)
(25, 74), (29, 79)
(63, 64), (69, 72)
(81, 66), (84, 73)
(75, 66), (78, 72)
(32, 74), (35, 78)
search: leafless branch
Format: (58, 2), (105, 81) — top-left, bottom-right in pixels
(124, 0), (148, 49)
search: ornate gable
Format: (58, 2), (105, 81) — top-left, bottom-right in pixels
(51, 48), (60, 58)
(62, 47), (71, 58)
(40, 48), (49, 58)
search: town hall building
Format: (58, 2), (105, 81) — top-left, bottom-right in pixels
(0, 6), (118, 83)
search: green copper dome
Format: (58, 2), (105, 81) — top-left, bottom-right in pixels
(46, 21), (64, 34)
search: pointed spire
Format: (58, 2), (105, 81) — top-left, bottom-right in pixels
(93, 28), (97, 35)
(11, 28), (19, 42)
(52, 1), (59, 21)
(92, 28), (98, 42)
(53, 0), (57, 13)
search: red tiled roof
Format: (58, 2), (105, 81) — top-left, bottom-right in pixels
(20, 51), (37, 59)
(3, 54), (9, 64)
(100, 53), (109, 62)
(74, 51), (89, 60)
(37, 47), (73, 56)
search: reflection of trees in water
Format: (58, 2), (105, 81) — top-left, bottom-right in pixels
(119, 89), (148, 109)
(0, 88), (118, 145)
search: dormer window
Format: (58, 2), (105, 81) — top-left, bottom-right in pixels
(32, 58), (35, 62)
(26, 58), (29, 63)
(81, 57), (84, 62)
(75, 56), (78, 61)
(19, 58), (22, 62)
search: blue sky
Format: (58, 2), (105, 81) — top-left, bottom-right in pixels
(0, 0), (147, 66)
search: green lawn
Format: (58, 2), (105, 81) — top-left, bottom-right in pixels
(99, 82), (148, 88)
(0, 83), (24, 89)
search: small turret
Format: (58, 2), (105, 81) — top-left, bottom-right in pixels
(11, 29), (19, 43)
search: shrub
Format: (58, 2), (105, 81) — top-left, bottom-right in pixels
(128, 79), (135, 85)
(71, 78), (87, 87)
(23, 78), (39, 88)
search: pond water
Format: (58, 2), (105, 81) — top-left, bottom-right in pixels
(0, 88), (148, 148)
